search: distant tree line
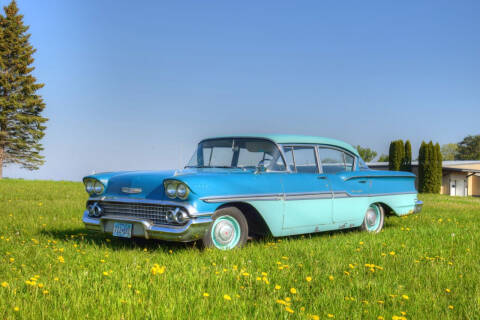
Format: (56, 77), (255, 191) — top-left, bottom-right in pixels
(441, 135), (480, 160)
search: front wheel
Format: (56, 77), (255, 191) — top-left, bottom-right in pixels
(360, 204), (384, 233)
(202, 207), (248, 250)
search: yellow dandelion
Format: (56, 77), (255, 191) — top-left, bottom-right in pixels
(306, 276), (312, 282)
(400, 311), (407, 316)
(37, 283), (44, 288)
(300, 307), (305, 312)
(377, 300), (384, 304)
(261, 272), (268, 276)
(290, 288), (297, 294)
(223, 294), (231, 301)
(1, 282), (8, 288)
(448, 305), (454, 310)
(203, 293), (209, 297)
(343, 271), (350, 276)
(276, 299), (287, 305)
(285, 306), (294, 314)
(359, 241), (364, 245)
(328, 275), (334, 281)
(54, 277), (59, 281)
(150, 264), (165, 275)
(401, 294), (409, 300)
(349, 264), (355, 269)
(275, 285), (281, 290)
(9, 257), (14, 263)
(310, 315), (320, 320)
(389, 251), (396, 256)
(13, 307), (19, 312)
(242, 272), (250, 277)
(327, 314), (334, 318)
(285, 297), (291, 302)
(43, 290), (49, 295)
(57, 256), (65, 263)
(102, 271), (109, 276)
(445, 288), (451, 293)
(377, 316), (384, 320)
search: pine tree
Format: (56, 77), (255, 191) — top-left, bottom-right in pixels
(0, 0), (46, 178)
(402, 140), (412, 171)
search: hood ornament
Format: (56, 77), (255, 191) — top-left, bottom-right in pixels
(121, 187), (142, 194)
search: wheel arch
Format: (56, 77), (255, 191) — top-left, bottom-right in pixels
(216, 202), (272, 237)
(373, 202), (395, 216)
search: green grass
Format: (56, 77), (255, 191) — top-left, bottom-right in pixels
(0, 179), (479, 319)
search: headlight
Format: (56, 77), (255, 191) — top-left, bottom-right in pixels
(85, 180), (94, 194)
(93, 181), (104, 194)
(176, 183), (189, 199)
(166, 183), (177, 199)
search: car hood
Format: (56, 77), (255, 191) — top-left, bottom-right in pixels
(85, 168), (264, 200)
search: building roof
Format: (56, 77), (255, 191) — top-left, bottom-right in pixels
(368, 160), (480, 166)
(204, 134), (359, 155)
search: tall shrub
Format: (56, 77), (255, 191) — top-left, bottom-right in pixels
(402, 140), (412, 171)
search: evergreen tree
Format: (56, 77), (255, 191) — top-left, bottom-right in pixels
(389, 140), (404, 171)
(418, 142), (426, 192)
(0, 0), (46, 178)
(434, 143), (442, 193)
(388, 141), (395, 170)
(401, 140), (412, 171)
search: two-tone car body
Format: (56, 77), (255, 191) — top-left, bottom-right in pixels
(82, 135), (422, 249)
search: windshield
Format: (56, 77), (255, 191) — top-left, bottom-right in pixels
(186, 138), (286, 171)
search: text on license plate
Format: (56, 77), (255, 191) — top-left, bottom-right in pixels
(113, 222), (132, 238)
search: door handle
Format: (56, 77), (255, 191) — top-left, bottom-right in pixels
(358, 180), (367, 184)
(317, 176), (327, 180)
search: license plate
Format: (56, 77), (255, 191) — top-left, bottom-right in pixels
(113, 222), (132, 238)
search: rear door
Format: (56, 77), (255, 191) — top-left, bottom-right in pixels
(317, 147), (369, 223)
(282, 146), (333, 231)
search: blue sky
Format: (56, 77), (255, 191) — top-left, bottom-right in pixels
(3, 0), (479, 181)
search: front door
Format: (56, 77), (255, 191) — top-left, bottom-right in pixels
(282, 146), (333, 230)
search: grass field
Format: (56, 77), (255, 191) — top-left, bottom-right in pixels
(0, 179), (479, 319)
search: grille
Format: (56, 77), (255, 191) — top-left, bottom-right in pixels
(101, 202), (174, 225)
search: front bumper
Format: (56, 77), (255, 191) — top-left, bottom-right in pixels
(414, 200), (423, 213)
(82, 210), (213, 242)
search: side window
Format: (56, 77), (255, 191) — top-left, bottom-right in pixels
(292, 147), (318, 173)
(318, 148), (354, 173)
(345, 153), (354, 172)
(283, 147), (295, 171)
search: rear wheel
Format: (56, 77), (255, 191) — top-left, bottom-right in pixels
(360, 204), (384, 233)
(202, 207), (248, 250)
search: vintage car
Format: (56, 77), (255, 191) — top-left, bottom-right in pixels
(82, 135), (422, 250)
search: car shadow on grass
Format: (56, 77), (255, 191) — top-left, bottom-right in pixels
(39, 228), (201, 252)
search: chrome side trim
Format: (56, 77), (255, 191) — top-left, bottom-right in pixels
(285, 192), (332, 200)
(202, 191), (417, 203)
(201, 193), (284, 203)
(343, 174), (414, 181)
(333, 191), (417, 198)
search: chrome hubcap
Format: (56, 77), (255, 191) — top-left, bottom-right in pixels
(366, 209), (377, 226)
(214, 220), (235, 245)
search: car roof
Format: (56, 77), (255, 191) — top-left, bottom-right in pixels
(202, 134), (359, 156)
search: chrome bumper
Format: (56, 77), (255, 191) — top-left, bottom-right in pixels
(414, 200), (423, 214)
(82, 210), (212, 242)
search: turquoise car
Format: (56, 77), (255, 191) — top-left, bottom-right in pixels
(82, 135), (422, 250)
